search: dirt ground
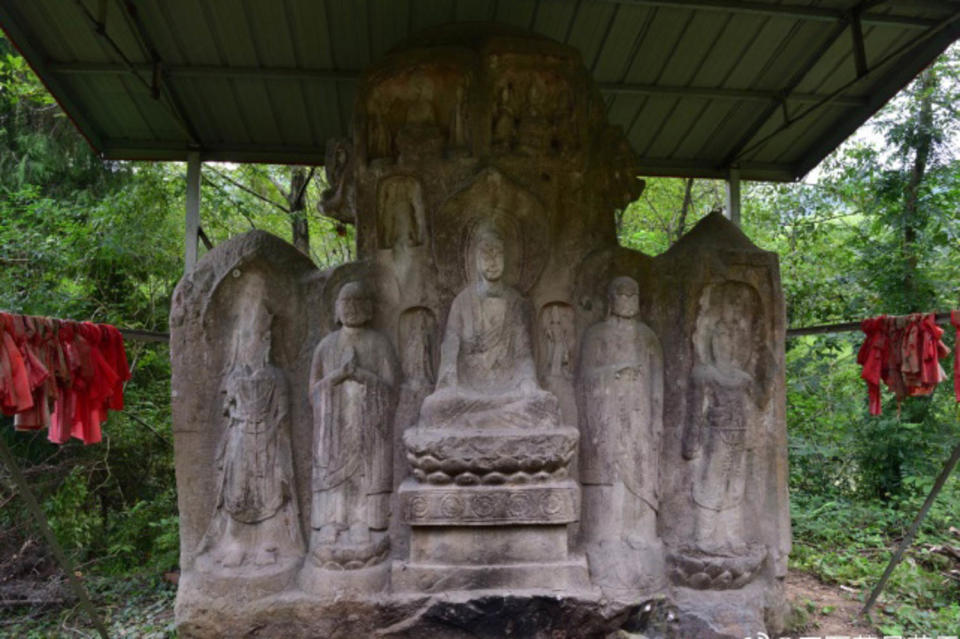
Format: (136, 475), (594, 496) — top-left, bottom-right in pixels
(781, 571), (879, 638)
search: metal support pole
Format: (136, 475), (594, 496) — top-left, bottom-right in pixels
(725, 167), (741, 226)
(861, 431), (960, 618)
(185, 151), (201, 272)
(0, 436), (110, 638)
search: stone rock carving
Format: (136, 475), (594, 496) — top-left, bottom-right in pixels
(170, 25), (789, 638)
(418, 225), (560, 432)
(398, 307), (437, 391)
(320, 138), (354, 223)
(492, 84), (517, 152)
(307, 282), (400, 569)
(578, 276), (664, 595)
(377, 176), (425, 250)
(195, 299), (304, 574)
(672, 280), (769, 590)
(537, 302), (577, 426)
(449, 78), (470, 153)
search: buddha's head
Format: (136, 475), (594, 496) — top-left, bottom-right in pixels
(475, 229), (505, 283)
(337, 281), (373, 328)
(608, 276), (639, 319)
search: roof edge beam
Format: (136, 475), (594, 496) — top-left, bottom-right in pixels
(599, 82), (866, 106)
(48, 62), (359, 82)
(636, 159), (795, 182)
(46, 63), (867, 108)
(600, 0), (939, 28)
(793, 18), (960, 179)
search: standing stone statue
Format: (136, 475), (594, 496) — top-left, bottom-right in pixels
(671, 281), (770, 591)
(578, 276), (664, 593)
(308, 282), (400, 569)
(683, 282), (762, 552)
(196, 301), (303, 573)
(418, 226), (558, 431)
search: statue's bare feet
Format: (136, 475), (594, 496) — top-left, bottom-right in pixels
(317, 524), (338, 545)
(254, 546), (278, 566)
(348, 522), (370, 544)
(220, 545), (246, 568)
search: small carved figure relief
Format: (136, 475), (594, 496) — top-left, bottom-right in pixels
(516, 84), (551, 156)
(320, 138), (354, 221)
(399, 307), (437, 390)
(671, 280), (770, 590)
(449, 80), (470, 152)
(368, 110), (392, 160)
(377, 178), (425, 250)
(396, 77), (444, 162)
(492, 84), (517, 152)
(538, 302), (577, 425)
(196, 301), (303, 572)
(376, 176), (433, 308)
(308, 282), (400, 569)
(418, 225), (560, 431)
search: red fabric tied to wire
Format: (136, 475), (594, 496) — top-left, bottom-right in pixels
(952, 310), (960, 403)
(857, 312), (952, 415)
(857, 316), (889, 416)
(0, 313), (131, 445)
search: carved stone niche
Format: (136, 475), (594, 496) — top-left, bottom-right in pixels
(650, 213), (790, 637)
(397, 220), (587, 593)
(170, 231), (314, 604)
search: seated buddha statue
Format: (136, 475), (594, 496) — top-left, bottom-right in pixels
(418, 226), (559, 431)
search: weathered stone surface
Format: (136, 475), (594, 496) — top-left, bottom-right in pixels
(171, 22), (789, 639)
(400, 481), (579, 526)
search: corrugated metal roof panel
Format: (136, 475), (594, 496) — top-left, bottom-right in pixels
(1, 0), (957, 180)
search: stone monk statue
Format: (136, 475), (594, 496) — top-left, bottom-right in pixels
(197, 301), (303, 571)
(579, 276), (663, 543)
(577, 276), (664, 594)
(308, 282), (400, 567)
(418, 226), (559, 430)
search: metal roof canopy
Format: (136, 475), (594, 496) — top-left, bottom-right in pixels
(1, 0), (958, 182)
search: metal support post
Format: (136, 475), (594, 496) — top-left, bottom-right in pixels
(185, 151), (201, 272)
(725, 167), (741, 227)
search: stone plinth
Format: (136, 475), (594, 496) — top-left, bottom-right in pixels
(397, 475), (589, 593)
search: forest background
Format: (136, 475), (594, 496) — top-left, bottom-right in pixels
(1, 33), (960, 637)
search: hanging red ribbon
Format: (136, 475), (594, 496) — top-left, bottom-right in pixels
(952, 310), (960, 403)
(1, 313), (131, 445)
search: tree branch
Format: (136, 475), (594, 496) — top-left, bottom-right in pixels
(205, 166), (289, 214)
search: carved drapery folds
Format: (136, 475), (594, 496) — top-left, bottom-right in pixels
(307, 282), (399, 571)
(171, 24), (788, 639)
(195, 297), (303, 576)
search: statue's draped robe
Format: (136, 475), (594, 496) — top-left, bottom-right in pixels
(689, 367), (752, 515)
(198, 363), (303, 566)
(579, 319), (663, 512)
(420, 283), (558, 430)
(311, 330), (398, 532)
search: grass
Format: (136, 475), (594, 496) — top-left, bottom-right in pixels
(1, 574), (176, 638)
(789, 491), (960, 636)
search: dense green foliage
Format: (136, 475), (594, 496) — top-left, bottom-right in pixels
(0, 35), (353, 635)
(1, 31), (960, 637)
